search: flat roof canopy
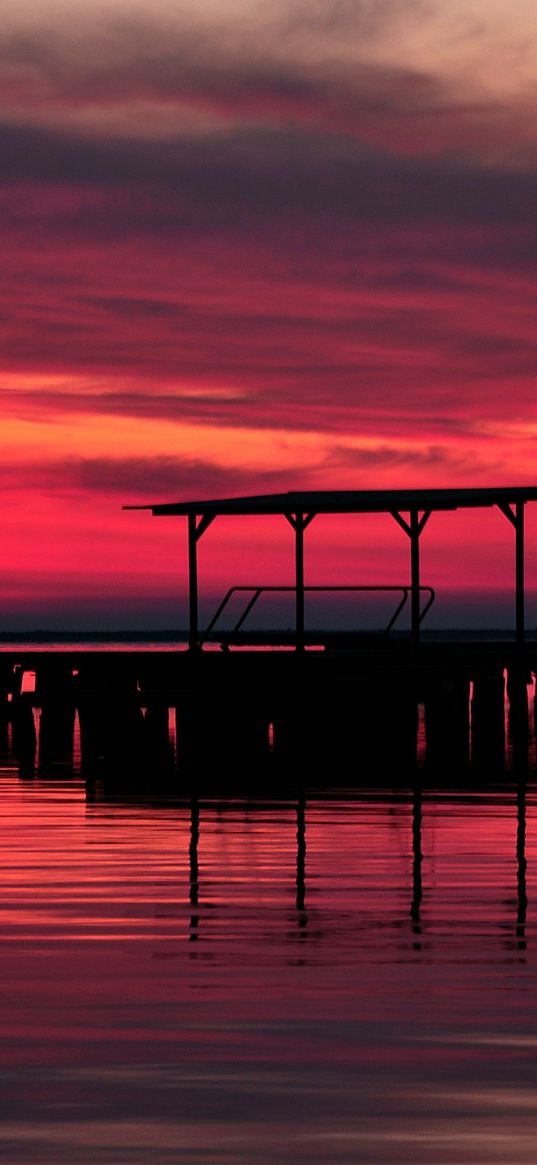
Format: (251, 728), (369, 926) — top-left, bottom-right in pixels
(125, 485), (537, 518)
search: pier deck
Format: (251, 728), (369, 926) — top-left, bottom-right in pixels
(0, 639), (535, 782)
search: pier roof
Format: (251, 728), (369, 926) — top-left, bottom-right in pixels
(126, 485), (537, 517)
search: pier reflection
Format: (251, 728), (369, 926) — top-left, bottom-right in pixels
(189, 796), (200, 946)
(296, 791), (307, 918)
(410, 786), (422, 942)
(517, 780), (528, 951)
(2, 771), (537, 1163)
(147, 785), (532, 960)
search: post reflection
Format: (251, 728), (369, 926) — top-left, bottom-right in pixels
(296, 791), (308, 941)
(410, 786), (423, 945)
(189, 796), (200, 946)
(516, 780), (527, 953)
(25, 769), (532, 965)
(177, 788), (530, 964)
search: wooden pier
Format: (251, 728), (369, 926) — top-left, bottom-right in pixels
(3, 486), (537, 781)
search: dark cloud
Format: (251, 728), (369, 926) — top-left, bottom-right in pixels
(323, 441), (503, 475)
(282, 0), (426, 36)
(1, 117), (536, 235)
(1, 439), (503, 506)
(0, 389), (253, 426)
(0, 3), (431, 114)
(1, 0), (532, 186)
(0, 455), (310, 501)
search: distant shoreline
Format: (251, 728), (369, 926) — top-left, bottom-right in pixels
(0, 630), (186, 643)
(0, 628), (534, 644)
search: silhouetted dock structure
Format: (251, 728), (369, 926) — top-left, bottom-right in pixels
(4, 486), (537, 780)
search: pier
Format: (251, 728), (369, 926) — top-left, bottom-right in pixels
(3, 486), (537, 780)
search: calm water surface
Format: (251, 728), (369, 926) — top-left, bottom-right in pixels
(2, 769), (537, 1163)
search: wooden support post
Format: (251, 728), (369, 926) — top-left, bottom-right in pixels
(410, 509), (420, 647)
(424, 675), (470, 773)
(516, 501), (525, 647)
(295, 514), (305, 653)
(187, 513), (214, 652)
(285, 512), (316, 653)
(187, 513), (199, 653)
(497, 501), (526, 646)
(391, 510), (431, 646)
(507, 665), (530, 776)
(471, 668), (505, 773)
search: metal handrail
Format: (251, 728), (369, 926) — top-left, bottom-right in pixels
(201, 584), (435, 645)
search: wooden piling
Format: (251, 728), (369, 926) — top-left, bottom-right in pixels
(471, 668), (505, 774)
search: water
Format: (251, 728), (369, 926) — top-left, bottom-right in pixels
(2, 770), (537, 1163)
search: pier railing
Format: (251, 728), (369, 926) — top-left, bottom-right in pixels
(201, 584), (435, 647)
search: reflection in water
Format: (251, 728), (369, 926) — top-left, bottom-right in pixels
(73, 709), (81, 773)
(296, 791), (307, 928)
(189, 796), (199, 945)
(517, 780), (527, 951)
(1, 773), (537, 1162)
(291, 792), (308, 961)
(410, 786), (422, 942)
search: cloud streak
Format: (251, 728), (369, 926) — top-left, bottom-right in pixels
(2, 0), (537, 165)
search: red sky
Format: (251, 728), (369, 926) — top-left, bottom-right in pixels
(2, 0), (537, 629)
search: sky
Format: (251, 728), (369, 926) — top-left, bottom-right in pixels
(3, 0), (537, 629)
